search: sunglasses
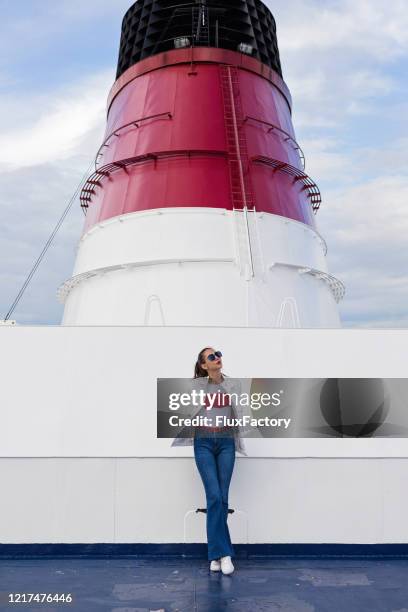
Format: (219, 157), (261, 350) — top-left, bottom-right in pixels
(206, 351), (222, 362)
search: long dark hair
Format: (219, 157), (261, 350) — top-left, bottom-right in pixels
(194, 347), (213, 378)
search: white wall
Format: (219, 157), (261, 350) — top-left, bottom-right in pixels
(0, 327), (407, 458)
(1, 327), (408, 544)
(1, 456), (408, 544)
(59, 210), (342, 328)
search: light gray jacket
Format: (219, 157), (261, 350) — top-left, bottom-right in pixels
(170, 375), (249, 456)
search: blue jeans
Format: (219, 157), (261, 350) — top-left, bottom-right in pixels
(193, 429), (236, 561)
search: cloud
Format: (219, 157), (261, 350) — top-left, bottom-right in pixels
(318, 175), (408, 328)
(55, 0), (131, 21)
(266, 0), (405, 137)
(0, 160), (87, 324)
(287, 66), (396, 131)
(0, 69), (112, 323)
(273, 0), (408, 60)
(299, 138), (351, 182)
(354, 138), (408, 177)
(0, 0), (130, 60)
(0, 71), (111, 170)
(325, 175), (408, 249)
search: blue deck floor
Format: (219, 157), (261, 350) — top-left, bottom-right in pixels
(1, 557), (408, 612)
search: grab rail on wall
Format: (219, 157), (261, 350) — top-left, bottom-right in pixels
(244, 115), (306, 170)
(81, 149), (228, 210)
(95, 112), (173, 169)
(251, 155), (321, 213)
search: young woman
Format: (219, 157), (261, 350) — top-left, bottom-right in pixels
(172, 346), (248, 576)
(193, 347), (237, 574)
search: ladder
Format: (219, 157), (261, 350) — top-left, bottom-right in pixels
(219, 65), (255, 212)
(220, 65), (255, 279)
(192, 4), (210, 46)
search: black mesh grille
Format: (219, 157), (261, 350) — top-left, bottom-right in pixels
(116, 0), (283, 79)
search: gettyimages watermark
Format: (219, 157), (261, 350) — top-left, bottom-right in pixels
(157, 378), (408, 439)
(167, 386), (289, 429)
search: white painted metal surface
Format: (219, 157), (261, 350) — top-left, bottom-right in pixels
(1, 327), (408, 545)
(2, 456), (408, 544)
(1, 327), (406, 458)
(59, 208), (343, 327)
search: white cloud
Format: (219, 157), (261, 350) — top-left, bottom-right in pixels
(0, 0), (130, 60)
(318, 175), (408, 327)
(353, 138), (408, 177)
(0, 160), (87, 324)
(0, 71), (112, 170)
(265, 0), (405, 136)
(55, 0), (131, 21)
(0, 67), (113, 323)
(299, 138), (351, 181)
(272, 0), (408, 60)
(327, 176), (408, 246)
(287, 66), (396, 132)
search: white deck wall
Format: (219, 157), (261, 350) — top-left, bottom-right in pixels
(1, 327), (407, 544)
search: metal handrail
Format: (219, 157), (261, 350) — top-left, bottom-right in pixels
(82, 149), (228, 210)
(57, 257), (235, 303)
(244, 115), (305, 170)
(251, 155), (321, 213)
(269, 262), (346, 303)
(95, 112), (173, 170)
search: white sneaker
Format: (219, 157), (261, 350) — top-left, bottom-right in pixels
(220, 555), (234, 575)
(210, 559), (221, 571)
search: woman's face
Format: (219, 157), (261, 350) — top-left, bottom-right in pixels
(201, 348), (223, 376)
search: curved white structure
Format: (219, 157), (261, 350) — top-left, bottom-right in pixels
(59, 208), (343, 327)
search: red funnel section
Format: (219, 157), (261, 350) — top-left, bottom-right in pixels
(81, 48), (320, 236)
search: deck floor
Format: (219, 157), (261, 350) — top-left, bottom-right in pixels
(1, 557), (408, 611)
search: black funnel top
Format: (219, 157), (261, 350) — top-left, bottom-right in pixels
(116, 0), (283, 79)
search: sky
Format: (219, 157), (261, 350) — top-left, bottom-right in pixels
(0, 0), (407, 327)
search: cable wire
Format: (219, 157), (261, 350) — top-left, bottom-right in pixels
(3, 160), (94, 322)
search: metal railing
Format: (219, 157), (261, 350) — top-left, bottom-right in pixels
(244, 115), (305, 170)
(251, 155), (321, 212)
(81, 149), (228, 210)
(95, 112), (173, 170)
